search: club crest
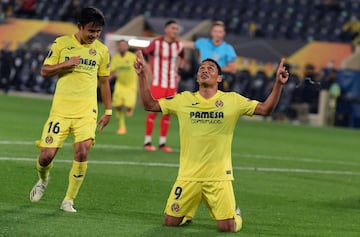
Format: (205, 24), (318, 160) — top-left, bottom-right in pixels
(215, 100), (224, 108)
(45, 136), (54, 144)
(171, 203), (180, 213)
(89, 48), (97, 56)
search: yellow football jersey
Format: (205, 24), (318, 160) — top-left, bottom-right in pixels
(159, 91), (258, 181)
(110, 51), (138, 91)
(44, 34), (110, 118)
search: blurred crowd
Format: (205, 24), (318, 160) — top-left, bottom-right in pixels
(0, 40), (55, 94)
(0, 0), (350, 126)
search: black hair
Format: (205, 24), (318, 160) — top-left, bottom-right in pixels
(201, 58), (222, 75)
(164, 19), (178, 27)
(78, 6), (105, 27)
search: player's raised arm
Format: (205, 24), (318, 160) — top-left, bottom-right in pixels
(254, 58), (289, 115)
(134, 50), (161, 112)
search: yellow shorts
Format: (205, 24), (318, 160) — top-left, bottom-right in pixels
(112, 85), (137, 108)
(38, 115), (97, 148)
(164, 180), (237, 221)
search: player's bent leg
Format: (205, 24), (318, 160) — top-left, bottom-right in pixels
(217, 215), (242, 232)
(30, 148), (57, 202)
(164, 214), (184, 226)
(234, 211), (243, 232)
(38, 148), (58, 166)
(217, 219), (236, 232)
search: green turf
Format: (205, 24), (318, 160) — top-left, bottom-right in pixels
(0, 94), (359, 237)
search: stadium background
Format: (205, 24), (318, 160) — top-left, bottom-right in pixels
(1, 1), (360, 237)
(0, 0), (360, 128)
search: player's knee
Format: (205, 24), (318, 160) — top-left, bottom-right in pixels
(74, 149), (89, 161)
(39, 148), (56, 166)
(74, 141), (92, 161)
(217, 219), (237, 232)
(164, 214), (183, 226)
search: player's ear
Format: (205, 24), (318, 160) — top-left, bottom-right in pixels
(216, 75), (222, 83)
(77, 23), (83, 30)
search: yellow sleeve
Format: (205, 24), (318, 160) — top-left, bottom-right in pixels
(43, 38), (63, 66)
(98, 44), (111, 77)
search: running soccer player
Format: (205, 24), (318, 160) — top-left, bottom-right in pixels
(29, 7), (112, 212)
(141, 19), (185, 152)
(134, 50), (289, 232)
(110, 39), (138, 135)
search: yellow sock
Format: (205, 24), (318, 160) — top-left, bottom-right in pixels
(36, 160), (53, 181)
(117, 110), (125, 129)
(64, 161), (88, 200)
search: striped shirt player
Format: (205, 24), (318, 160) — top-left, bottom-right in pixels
(141, 20), (185, 152)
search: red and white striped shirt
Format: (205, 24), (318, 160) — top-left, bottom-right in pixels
(143, 37), (184, 89)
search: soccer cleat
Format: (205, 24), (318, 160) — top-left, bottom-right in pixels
(117, 127), (126, 135)
(144, 143), (156, 151)
(235, 206), (242, 217)
(126, 110), (133, 117)
(180, 217), (193, 226)
(235, 206), (243, 232)
(60, 199), (77, 213)
(159, 144), (173, 152)
(30, 178), (50, 202)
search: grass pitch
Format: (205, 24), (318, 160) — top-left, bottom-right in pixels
(0, 93), (359, 237)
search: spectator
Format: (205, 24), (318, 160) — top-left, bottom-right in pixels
(302, 64), (322, 113)
(11, 45), (26, 91)
(15, 0), (36, 18)
(340, 14), (360, 43)
(315, 0), (341, 12)
(289, 64), (322, 123)
(1, 0), (15, 19)
(61, 0), (82, 23)
(328, 71), (341, 125)
(0, 40), (13, 94)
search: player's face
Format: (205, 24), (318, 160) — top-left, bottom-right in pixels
(78, 22), (103, 44)
(197, 61), (222, 86)
(118, 41), (129, 54)
(164, 23), (179, 40)
(210, 25), (225, 43)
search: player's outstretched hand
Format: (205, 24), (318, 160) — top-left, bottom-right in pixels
(276, 58), (289, 85)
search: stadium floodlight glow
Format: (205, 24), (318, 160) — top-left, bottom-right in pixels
(128, 39), (150, 48)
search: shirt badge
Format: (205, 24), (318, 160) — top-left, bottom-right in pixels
(89, 48), (97, 56)
(215, 100), (224, 108)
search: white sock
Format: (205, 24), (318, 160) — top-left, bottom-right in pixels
(144, 136), (152, 144)
(159, 136), (166, 145)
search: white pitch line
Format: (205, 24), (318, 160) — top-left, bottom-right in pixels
(0, 140), (359, 166)
(1, 156), (360, 176)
